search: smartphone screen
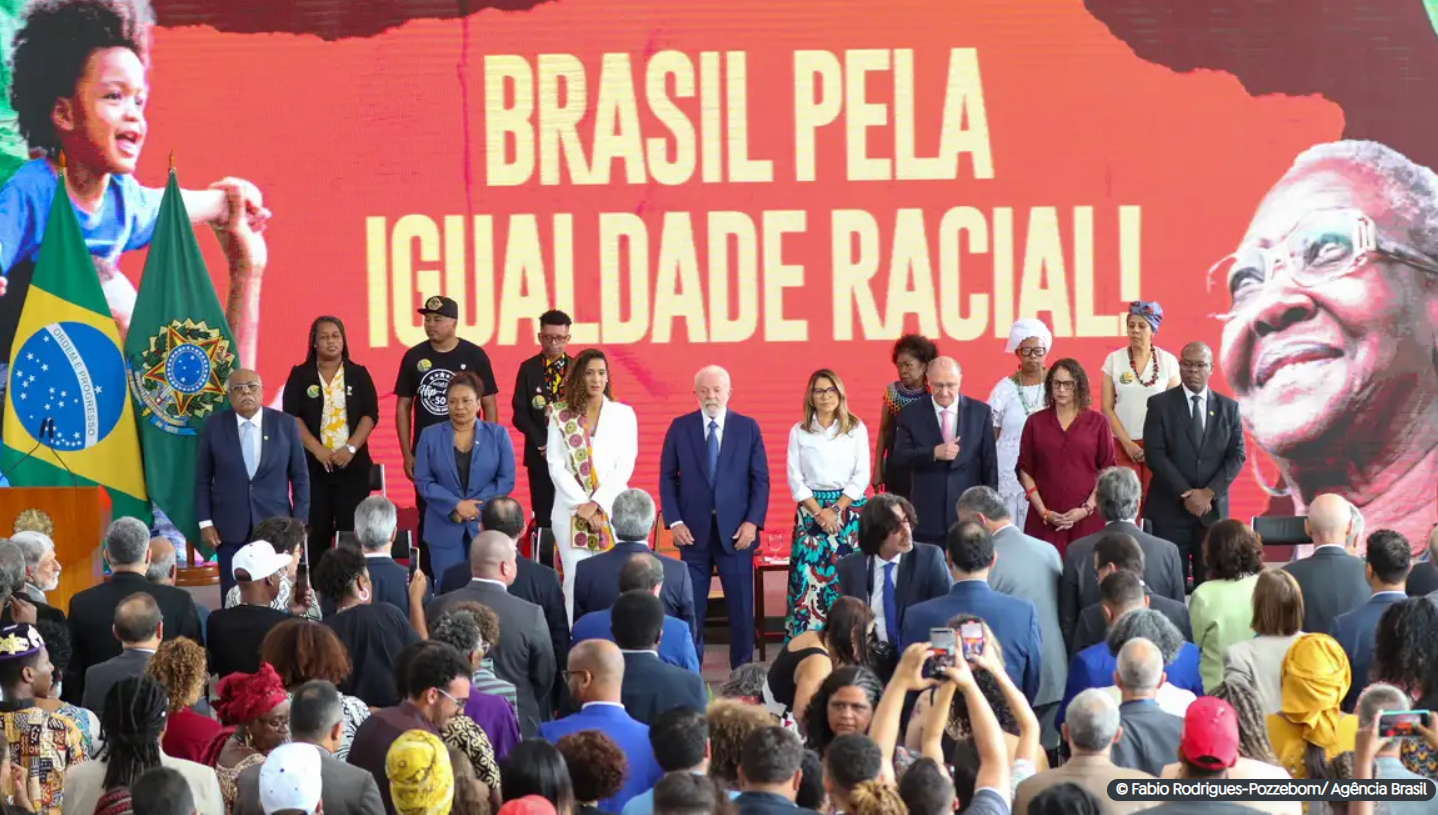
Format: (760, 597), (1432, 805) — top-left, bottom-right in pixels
(1379, 711), (1429, 738)
(959, 621), (985, 661)
(408, 542), (420, 579)
(930, 627), (957, 670)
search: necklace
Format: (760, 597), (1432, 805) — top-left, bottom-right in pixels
(1128, 346), (1159, 387)
(1010, 371), (1045, 414)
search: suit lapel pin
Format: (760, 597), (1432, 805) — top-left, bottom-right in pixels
(264, 436), (269, 441)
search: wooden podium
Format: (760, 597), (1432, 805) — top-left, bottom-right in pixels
(0, 487), (111, 613)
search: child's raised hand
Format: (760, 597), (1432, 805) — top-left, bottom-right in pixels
(209, 177), (271, 233)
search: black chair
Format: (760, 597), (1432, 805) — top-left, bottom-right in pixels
(1251, 515), (1311, 546)
(1141, 518), (1153, 534)
(368, 463), (386, 494)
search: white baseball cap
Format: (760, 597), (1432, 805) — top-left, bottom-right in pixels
(260, 742), (323, 814)
(232, 541), (292, 581)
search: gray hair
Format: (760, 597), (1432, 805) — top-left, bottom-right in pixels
(1065, 688), (1121, 752)
(955, 486), (1009, 522)
(431, 609), (483, 659)
(145, 538), (177, 583)
(290, 680), (345, 741)
(8, 531), (52, 574)
(1107, 608), (1184, 665)
(222, 369), (261, 391)
(1096, 467), (1141, 522)
(611, 489), (657, 542)
(1116, 637), (1163, 693)
(105, 517), (152, 566)
(353, 496), (398, 552)
(718, 662), (770, 700)
(1356, 683), (1412, 729)
(0, 543), (24, 601)
(1286, 140), (1438, 262)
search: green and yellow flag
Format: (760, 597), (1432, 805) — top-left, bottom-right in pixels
(0, 163), (148, 519)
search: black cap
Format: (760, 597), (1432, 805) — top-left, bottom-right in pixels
(417, 295), (459, 319)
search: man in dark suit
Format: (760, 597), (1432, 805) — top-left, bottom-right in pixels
(610, 591), (707, 724)
(1110, 638), (1185, 776)
(1284, 494), (1370, 635)
(81, 592), (161, 717)
(1330, 530), (1411, 711)
(350, 495), (426, 616)
(575, 489), (696, 630)
(901, 521), (1042, 701)
(734, 727), (810, 815)
(1070, 532), (1192, 656)
(511, 310), (573, 568)
(889, 357), (998, 544)
(1406, 526), (1438, 597)
(1062, 467), (1186, 643)
(660, 365), (770, 667)
(1142, 342), (1246, 587)
(66, 517), (202, 705)
(235, 680), (383, 815)
(836, 494), (950, 650)
(426, 530), (555, 737)
(195, 368), (310, 598)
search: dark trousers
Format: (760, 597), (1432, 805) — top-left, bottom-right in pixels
(527, 462), (557, 567)
(682, 517), (755, 669)
(415, 492), (432, 578)
(1151, 519), (1208, 587)
(217, 540), (245, 599)
(307, 462), (371, 566)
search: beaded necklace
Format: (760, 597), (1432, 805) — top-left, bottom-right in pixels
(1127, 346), (1159, 387)
(1010, 370), (1046, 414)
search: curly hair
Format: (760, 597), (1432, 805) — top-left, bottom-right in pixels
(848, 779), (908, 815)
(1371, 598), (1438, 704)
(1106, 608), (1184, 665)
(892, 335), (939, 366)
(706, 699), (776, 787)
(555, 730), (627, 804)
(144, 637), (207, 711)
(34, 619), (69, 675)
(560, 348), (613, 414)
(431, 609), (483, 659)
(449, 601), (501, 650)
(312, 545), (366, 602)
(1203, 520), (1264, 581)
(1044, 358), (1092, 411)
(803, 666), (883, 755)
(259, 619), (353, 687)
(1209, 678), (1278, 765)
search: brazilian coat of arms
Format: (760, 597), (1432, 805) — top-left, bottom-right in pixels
(127, 319), (235, 436)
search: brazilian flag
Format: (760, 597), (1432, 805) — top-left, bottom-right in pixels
(123, 168), (238, 556)
(0, 164), (148, 520)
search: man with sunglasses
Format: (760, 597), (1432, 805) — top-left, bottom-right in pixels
(196, 368), (310, 597)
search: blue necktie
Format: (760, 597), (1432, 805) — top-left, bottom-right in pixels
(882, 561), (900, 645)
(707, 420), (720, 486)
(241, 421), (258, 479)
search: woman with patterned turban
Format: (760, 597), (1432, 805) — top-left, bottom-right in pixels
(1266, 633), (1357, 780)
(204, 663), (291, 812)
(388, 730), (455, 815)
(986, 319), (1052, 526)
(1100, 301), (1180, 505)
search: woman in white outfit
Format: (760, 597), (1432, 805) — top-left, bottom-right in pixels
(986, 319), (1052, 527)
(545, 348), (638, 621)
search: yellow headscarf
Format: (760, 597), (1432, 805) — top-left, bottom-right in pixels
(387, 730), (454, 815)
(1279, 633), (1352, 751)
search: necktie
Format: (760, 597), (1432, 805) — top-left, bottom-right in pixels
(940, 409), (956, 444)
(241, 421), (258, 479)
(882, 561), (900, 644)
(1190, 394), (1204, 445)
(707, 420), (720, 485)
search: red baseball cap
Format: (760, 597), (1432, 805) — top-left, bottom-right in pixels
(1180, 697), (1239, 771)
(498, 797), (557, 815)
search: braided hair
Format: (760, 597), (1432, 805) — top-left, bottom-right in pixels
(1209, 678), (1278, 765)
(99, 676), (168, 791)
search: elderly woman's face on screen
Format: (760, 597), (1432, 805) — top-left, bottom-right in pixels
(1217, 163), (1436, 455)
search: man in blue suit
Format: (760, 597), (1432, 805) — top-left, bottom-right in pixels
(540, 640), (663, 813)
(571, 554), (700, 672)
(1330, 530), (1412, 712)
(900, 520), (1042, 701)
(574, 489), (695, 630)
(889, 358), (998, 545)
(660, 365), (770, 667)
(835, 494), (950, 649)
(196, 369), (310, 597)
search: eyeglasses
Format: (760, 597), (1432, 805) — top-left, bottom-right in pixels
(228, 382), (262, 394)
(1208, 207), (1438, 318)
(1016, 347), (1047, 358)
(560, 669), (591, 683)
(1051, 380), (1077, 391)
(811, 387), (839, 397)
(538, 333), (570, 344)
(257, 713), (290, 731)
(437, 688), (468, 708)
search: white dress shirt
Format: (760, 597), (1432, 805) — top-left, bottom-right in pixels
(870, 551), (904, 643)
(704, 408), (727, 446)
(1183, 385), (1209, 434)
(199, 409), (265, 530)
(786, 419), (870, 503)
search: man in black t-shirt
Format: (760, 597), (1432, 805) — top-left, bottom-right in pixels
(394, 295), (499, 572)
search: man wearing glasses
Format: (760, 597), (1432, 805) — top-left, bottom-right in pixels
(195, 367), (310, 596)
(512, 310), (573, 567)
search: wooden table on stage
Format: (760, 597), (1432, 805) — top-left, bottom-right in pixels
(655, 526), (790, 661)
(0, 487), (112, 614)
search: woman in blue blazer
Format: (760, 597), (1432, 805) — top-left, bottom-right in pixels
(414, 371), (516, 579)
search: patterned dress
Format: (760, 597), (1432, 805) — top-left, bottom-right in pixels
(784, 420), (871, 639)
(215, 743), (265, 814)
(0, 703), (87, 815)
(442, 714), (503, 791)
(878, 381), (926, 497)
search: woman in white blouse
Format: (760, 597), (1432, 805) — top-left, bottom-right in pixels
(1100, 301), (1180, 504)
(785, 368), (870, 640)
(986, 318), (1052, 527)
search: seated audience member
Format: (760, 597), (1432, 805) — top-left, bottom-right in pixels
(1028, 783), (1104, 815)
(82, 592), (162, 717)
(346, 641), (473, 813)
(796, 750), (826, 813)
(764, 597), (872, 730)
(430, 606), (522, 762)
(1188, 520), (1265, 693)
(821, 733), (902, 815)
(62, 676), (225, 815)
(835, 493), (951, 650)
(206, 542), (296, 679)
(557, 730), (629, 815)
(1330, 530), (1412, 712)
(1367, 599), (1438, 781)
(129, 766), (197, 815)
(449, 744), (493, 815)
(0, 623), (84, 814)
(540, 640), (662, 812)
(67, 517), (202, 704)
(447, 600), (520, 715)
(1160, 680), (1296, 815)
(208, 664), (292, 813)
(708, 700), (781, 793)
(574, 488), (696, 630)
(386, 729), (455, 815)
(1282, 494), (1369, 635)
(1355, 684), (1429, 791)
(427, 530), (556, 738)
(313, 544), (422, 708)
(233, 680), (384, 815)
(1069, 533), (1192, 656)
(1405, 525), (1438, 597)
(145, 638), (220, 763)
(501, 739), (576, 813)
(31, 619), (100, 758)
(734, 727), (812, 815)
(802, 666), (883, 757)
(1222, 569), (1306, 715)
(622, 709), (733, 815)
(223, 517), (318, 620)
(610, 591), (708, 724)
(1266, 633), (1357, 780)
(1109, 638), (1184, 776)
(147, 537), (210, 644)
(390, 642), (504, 799)
(897, 757), (956, 815)
(719, 664), (769, 706)
(350, 495), (428, 615)
(571, 554), (700, 672)
(1014, 688), (1154, 815)
(653, 772), (739, 815)
(0, 543), (57, 630)
(256, 742), (324, 815)
(9, 531), (58, 607)
(258, 619), (372, 760)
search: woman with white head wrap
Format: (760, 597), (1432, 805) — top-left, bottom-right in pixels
(985, 319), (1053, 526)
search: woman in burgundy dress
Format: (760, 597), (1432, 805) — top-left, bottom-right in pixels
(1017, 358), (1116, 556)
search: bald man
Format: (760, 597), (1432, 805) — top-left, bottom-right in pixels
(1141, 341), (1245, 587)
(659, 364), (770, 668)
(539, 639), (664, 812)
(891, 356), (999, 544)
(196, 367), (310, 597)
(82, 592), (162, 716)
(1284, 494), (1370, 633)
